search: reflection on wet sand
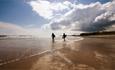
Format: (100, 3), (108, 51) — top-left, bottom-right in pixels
(0, 37), (115, 70)
(30, 37), (115, 70)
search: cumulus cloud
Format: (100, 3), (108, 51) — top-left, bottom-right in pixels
(42, 1), (115, 32)
(29, 0), (73, 19)
(29, 0), (115, 32)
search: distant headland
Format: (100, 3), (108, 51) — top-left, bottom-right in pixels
(79, 31), (115, 36)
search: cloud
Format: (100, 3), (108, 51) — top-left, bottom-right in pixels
(42, 1), (115, 32)
(0, 22), (28, 35)
(0, 22), (52, 37)
(29, 0), (73, 19)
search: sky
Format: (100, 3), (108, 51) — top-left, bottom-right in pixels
(0, 0), (115, 36)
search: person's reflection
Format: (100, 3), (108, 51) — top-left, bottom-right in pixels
(51, 42), (55, 54)
(62, 41), (67, 48)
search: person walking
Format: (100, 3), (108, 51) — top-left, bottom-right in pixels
(51, 33), (55, 42)
(62, 33), (67, 41)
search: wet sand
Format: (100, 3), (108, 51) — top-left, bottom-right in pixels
(0, 36), (115, 70)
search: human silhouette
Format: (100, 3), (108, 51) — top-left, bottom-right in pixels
(51, 33), (55, 42)
(62, 33), (67, 41)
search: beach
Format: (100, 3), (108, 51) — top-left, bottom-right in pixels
(0, 36), (115, 70)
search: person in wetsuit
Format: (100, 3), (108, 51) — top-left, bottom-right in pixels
(62, 33), (67, 41)
(51, 33), (55, 42)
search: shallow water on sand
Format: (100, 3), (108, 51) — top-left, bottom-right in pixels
(0, 38), (51, 64)
(0, 37), (82, 65)
(0, 36), (115, 70)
